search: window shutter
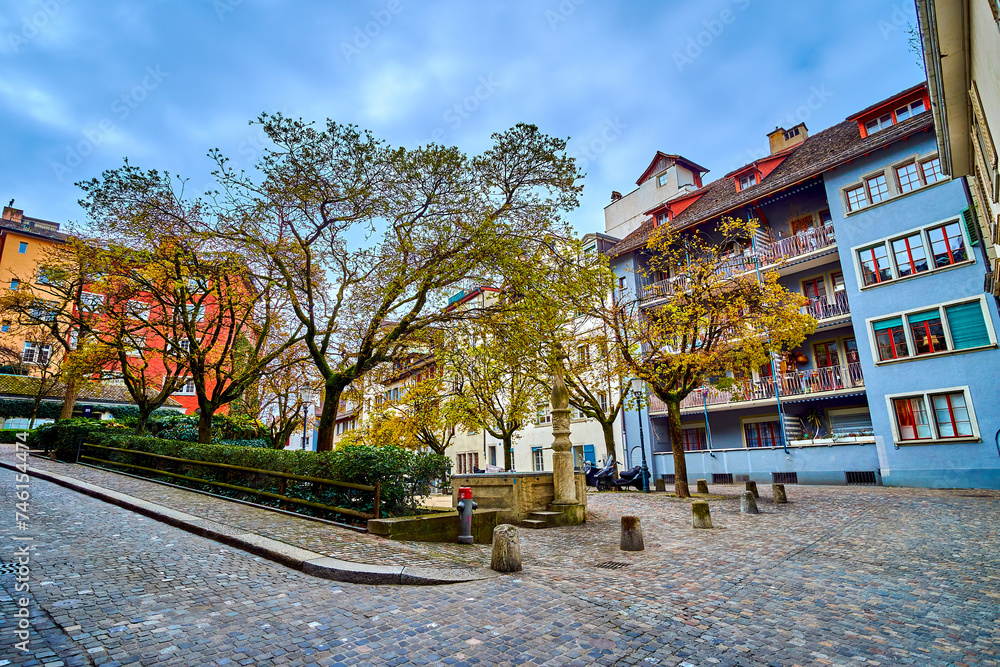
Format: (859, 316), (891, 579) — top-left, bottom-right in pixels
(829, 411), (873, 434)
(945, 302), (991, 349)
(906, 310), (941, 325)
(873, 317), (903, 331)
(962, 208), (980, 246)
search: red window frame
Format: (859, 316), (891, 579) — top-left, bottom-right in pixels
(908, 314), (947, 356)
(893, 397), (929, 441)
(813, 341), (840, 368)
(921, 158), (943, 184)
(931, 392), (973, 438)
(895, 162), (921, 193)
(745, 421), (780, 448)
(890, 233), (927, 277)
(859, 245), (892, 285)
(866, 174), (889, 204)
(682, 427), (707, 451)
(875, 325), (909, 361)
(927, 222), (966, 268)
(802, 276), (826, 301)
(846, 185), (868, 212)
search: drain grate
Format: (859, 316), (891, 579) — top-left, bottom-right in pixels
(0, 562), (23, 575)
(596, 561), (630, 570)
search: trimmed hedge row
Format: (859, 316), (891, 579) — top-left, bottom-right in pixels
(0, 429), (27, 443)
(0, 399), (177, 421)
(30, 423), (450, 519)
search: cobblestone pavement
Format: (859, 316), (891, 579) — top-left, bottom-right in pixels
(2, 451), (998, 666)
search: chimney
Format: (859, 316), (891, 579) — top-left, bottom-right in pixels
(611, 191), (622, 202)
(767, 123), (808, 154)
(2, 206), (23, 223)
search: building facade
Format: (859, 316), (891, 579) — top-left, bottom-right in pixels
(609, 83), (1000, 490)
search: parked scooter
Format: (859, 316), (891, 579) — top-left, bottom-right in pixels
(612, 465), (645, 491)
(585, 458), (618, 491)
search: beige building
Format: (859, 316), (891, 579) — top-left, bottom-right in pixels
(917, 0), (1000, 294)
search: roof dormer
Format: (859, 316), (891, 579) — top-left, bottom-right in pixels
(847, 82), (930, 138)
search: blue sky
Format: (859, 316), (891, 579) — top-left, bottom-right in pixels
(0, 0), (925, 235)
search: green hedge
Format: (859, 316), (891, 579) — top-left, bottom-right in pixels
(69, 434), (449, 519)
(0, 400), (62, 420)
(0, 429), (27, 443)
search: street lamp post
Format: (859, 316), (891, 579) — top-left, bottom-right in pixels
(630, 378), (650, 493)
(299, 389), (312, 451)
(699, 385), (716, 458)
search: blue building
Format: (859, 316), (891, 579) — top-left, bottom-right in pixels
(606, 83), (1000, 490)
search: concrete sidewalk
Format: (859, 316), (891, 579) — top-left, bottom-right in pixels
(1, 450), (497, 586)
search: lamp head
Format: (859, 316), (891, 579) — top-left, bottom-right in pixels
(629, 377), (643, 394)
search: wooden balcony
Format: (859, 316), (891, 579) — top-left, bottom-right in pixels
(647, 361), (865, 414)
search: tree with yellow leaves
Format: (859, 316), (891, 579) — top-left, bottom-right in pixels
(604, 217), (815, 497)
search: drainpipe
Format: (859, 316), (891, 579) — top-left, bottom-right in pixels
(749, 207), (790, 453)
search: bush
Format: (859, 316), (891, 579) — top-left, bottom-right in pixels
(27, 418), (114, 461)
(0, 429), (27, 443)
(0, 399), (62, 420)
(90, 436), (450, 518)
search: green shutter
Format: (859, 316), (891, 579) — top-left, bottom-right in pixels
(907, 309), (941, 325)
(962, 208), (980, 246)
(873, 316), (903, 331)
(945, 301), (991, 349)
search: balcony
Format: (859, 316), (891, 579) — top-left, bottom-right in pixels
(647, 361), (865, 414)
(637, 224), (838, 303)
(803, 291), (850, 322)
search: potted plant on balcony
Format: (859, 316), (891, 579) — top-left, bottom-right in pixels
(804, 407), (824, 440)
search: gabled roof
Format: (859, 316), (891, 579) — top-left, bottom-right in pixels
(846, 82), (927, 121)
(635, 152), (710, 186)
(0, 374), (182, 406)
(610, 85), (934, 258)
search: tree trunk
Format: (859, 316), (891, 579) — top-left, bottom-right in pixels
(667, 399), (690, 497)
(135, 410), (151, 436)
(59, 376), (79, 421)
(502, 433), (513, 471)
(599, 419), (618, 464)
(197, 408), (214, 444)
(315, 383), (343, 452)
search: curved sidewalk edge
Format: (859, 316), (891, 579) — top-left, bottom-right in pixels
(1, 460), (497, 586)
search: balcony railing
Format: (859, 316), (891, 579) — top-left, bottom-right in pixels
(637, 224), (838, 303)
(647, 361), (865, 414)
(803, 291), (850, 321)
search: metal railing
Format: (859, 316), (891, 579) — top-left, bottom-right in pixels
(803, 291), (851, 320)
(78, 443), (381, 520)
(648, 361), (866, 413)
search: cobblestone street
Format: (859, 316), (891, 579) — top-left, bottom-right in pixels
(2, 454), (998, 666)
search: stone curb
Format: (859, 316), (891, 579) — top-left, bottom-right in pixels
(1, 460), (496, 586)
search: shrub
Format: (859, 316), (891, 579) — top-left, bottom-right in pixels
(89, 436), (450, 518)
(27, 418), (113, 461)
(0, 429), (27, 443)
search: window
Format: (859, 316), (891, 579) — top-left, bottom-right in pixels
(532, 447), (544, 471)
(657, 172), (669, 187)
(126, 300), (150, 319)
(738, 173), (757, 190)
(0, 322), (8, 333)
(655, 212), (668, 227)
(858, 245), (892, 286)
(598, 392), (608, 413)
(618, 276), (626, 289)
(873, 317), (908, 361)
(30, 300), (56, 322)
(890, 233), (928, 278)
(9, 280), (17, 290)
(813, 341), (840, 367)
(4, 417), (54, 430)
(178, 338), (191, 352)
(18, 242), (27, 254)
(896, 162), (921, 193)
(921, 158), (943, 184)
(907, 311), (946, 355)
(536, 403), (551, 425)
(846, 185), (868, 212)
(855, 217), (972, 288)
(888, 387), (979, 443)
(80, 292), (105, 313)
(744, 420), (781, 448)
(22, 341), (51, 365)
(865, 113), (894, 135)
(577, 344), (589, 365)
(866, 174), (889, 204)
(894, 99), (925, 121)
(802, 276), (826, 301)
(927, 221), (967, 268)
(681, 426), (707, 451)
(831, 271), (845, 292)
(489, 446), (497, 467)
(870, 298), (994, 363)
(176, 378), (196, 395)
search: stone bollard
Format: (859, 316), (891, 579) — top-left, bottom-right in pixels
(772, 483), (788, 504)
(745, 480), (759, 498)
(491, 524), (522, 573)
(740, 491), (759, 514)
(692, 501), (713, 529)
(654, 477), (665, 492)
(620, 516), (645, 551)
(696, 479), (709, 494)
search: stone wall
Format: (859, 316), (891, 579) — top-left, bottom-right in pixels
(450, 472), (587, 524)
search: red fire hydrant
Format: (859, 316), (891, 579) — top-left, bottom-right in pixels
(456, 486), (477, 545)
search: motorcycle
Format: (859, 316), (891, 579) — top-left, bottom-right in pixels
(611, 465), (645, 491)
(585, 458), (618, 491)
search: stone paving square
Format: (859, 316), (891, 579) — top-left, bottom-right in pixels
(1, 447), (998, 666)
